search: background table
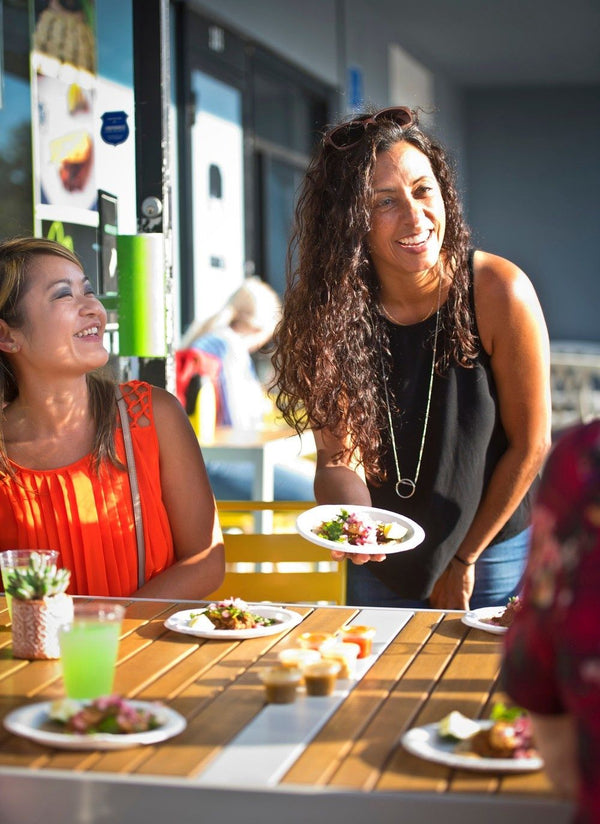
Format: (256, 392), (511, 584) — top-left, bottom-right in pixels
(199, 425), (316, 530)
(0, 596), (573, 824)
(550, 340), (600, 431)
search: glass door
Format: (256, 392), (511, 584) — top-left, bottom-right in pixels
(189, 70), (245, 325)
(176, 7), (333, 335)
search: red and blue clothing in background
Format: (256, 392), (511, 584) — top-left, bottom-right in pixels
(502, 419), (600, 824)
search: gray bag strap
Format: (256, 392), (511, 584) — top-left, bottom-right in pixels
(115, 387), (145, 589)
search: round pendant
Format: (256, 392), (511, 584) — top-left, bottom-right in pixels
(395, 479), (416, 499)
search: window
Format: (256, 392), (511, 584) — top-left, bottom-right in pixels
(0, 0), (34, 235)
(176, 8), (334, 332)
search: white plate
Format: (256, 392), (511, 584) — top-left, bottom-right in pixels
(3, 700), (186, 751)
(296, 504), (425, 555)
(401, 720), (543, 772)
(164, 605), (303, 639)
(462, 606), (509, 635)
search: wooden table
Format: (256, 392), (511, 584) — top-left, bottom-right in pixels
(199, 425), (316, 530)
(0, 596), (573, 824)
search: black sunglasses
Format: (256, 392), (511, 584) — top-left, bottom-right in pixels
(324, 106), (415, 151)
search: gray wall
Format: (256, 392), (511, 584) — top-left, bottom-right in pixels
(464, 87), (600, 343)
(191, 0), (341, 84)
(188, 1), (598, 345)
(191, 0), (467, 168)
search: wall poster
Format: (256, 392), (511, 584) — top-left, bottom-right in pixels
(31, 0), (98, 232)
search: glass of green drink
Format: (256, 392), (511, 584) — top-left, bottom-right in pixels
(0, 549), (60, 620)
(58, 601), (125, 699)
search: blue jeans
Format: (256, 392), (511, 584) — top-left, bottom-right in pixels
(346, 528), (530, 609)
(206, 460), (314, 501)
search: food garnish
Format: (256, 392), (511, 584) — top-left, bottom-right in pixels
(437, 710), (481, 741)
(489, 701), (528, 722)
(48, 697), (81, 723)
(191, 597), (278, 631)
(48, 695), (162, 735)
(313, 508), (408, 546)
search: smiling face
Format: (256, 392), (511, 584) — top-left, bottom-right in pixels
(367, 140), (446, 283)
(8, 253), (108, 376)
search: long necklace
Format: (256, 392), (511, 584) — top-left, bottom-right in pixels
(379, 273), (443, 499)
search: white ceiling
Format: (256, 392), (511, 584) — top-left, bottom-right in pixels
(375, 0), (600, 87)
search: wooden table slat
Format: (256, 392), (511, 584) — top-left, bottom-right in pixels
(332, 612), (465, 792)
(283, 609), (446, 788)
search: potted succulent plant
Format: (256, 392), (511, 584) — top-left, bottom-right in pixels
(6, 553), (72, 660)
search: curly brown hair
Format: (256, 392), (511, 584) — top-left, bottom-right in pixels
(0, 236), (119, 477)
(271, 109), (476, 481)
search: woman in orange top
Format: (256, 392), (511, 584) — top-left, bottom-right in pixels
(0, 236), (224, 598)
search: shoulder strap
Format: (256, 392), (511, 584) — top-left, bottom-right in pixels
(115, 386), (145, 589)
(466, 247), (479, 328)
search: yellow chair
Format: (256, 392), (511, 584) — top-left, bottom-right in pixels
(207, 501), (346, 605)
(188, 375), (217, 443)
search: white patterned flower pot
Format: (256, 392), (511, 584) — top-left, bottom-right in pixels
(11, 594), (74, 660)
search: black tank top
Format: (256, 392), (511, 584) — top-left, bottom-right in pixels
(366, 255), (535, 598)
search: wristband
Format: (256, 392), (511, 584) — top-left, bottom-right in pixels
(453, 554), (475, 567)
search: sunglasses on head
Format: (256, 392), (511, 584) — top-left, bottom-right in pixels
(324, 106), (415, 151)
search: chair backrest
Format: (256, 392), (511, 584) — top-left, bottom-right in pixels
(206, 501), (346, 605)
(188, 375), (217, 442)
(175, 348), (219, 441)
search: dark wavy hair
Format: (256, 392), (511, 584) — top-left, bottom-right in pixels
(271, 108), (476, 481)
(0, 236), (119, 477)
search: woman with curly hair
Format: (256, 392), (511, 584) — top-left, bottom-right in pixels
(272, 106), (551, 609)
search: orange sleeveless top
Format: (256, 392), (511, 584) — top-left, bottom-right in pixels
(0, 381), (175, 596)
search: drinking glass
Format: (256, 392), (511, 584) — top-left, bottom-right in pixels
(0, 549), (60, 620)
(58, 601), (125, 699)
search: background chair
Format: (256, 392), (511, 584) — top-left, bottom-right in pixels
(175, 347), (220, 442)
(206, 501), (346, 605)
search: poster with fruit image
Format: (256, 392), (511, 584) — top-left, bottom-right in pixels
(33, 0), (96, 73)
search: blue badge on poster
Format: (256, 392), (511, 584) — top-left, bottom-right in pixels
(100, 111), (130, 146)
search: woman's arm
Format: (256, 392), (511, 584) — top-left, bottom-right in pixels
(133, 387), (225, 599)
(430, 250), (552, 608)
(314, 428), (386, 564)
(530, 713), (579, 798)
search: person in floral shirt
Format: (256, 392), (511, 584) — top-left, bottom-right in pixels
(502, 419), (600, 824)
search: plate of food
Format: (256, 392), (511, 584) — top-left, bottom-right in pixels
(401, 709), (542, 772)
(3, 696), (186, 751)
(462, 597), (522, 635)
(296, 505), (425, 554)
(164, 598), (303, 639)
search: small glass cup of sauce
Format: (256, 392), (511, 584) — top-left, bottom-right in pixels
(303, 660), (342, 696)
(259, 666), (303, 703)
(339, 625), (376, 658)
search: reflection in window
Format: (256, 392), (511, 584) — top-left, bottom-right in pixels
(0, 1), (33, 234)
(254, 69), (327, 158)
(262, 156), (305, 297)
(209, 163), (223, 199)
